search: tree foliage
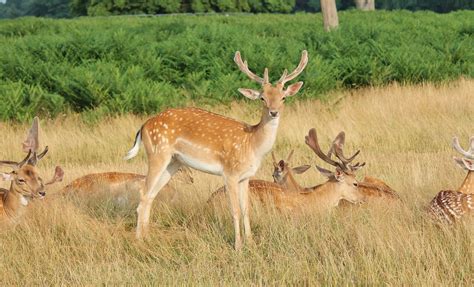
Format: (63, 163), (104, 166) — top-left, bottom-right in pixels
(1, 0), (473, 18)
(0, 11), (472, 121)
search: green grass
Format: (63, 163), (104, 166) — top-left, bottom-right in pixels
(0, 10), (473, 121)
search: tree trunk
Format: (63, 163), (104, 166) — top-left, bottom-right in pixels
(355, 0), (375, 11)
(320, 0), (339, 32)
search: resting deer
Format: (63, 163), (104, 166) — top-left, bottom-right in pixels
(61, 168), (193, 205)
(209, 129), (367, 211)
(0, 117), (63, 222)
(125, 51), (308, 249)
(271, 149), (398, 201)
(271, 150), (311, 192)
(428, 136), (474, 224)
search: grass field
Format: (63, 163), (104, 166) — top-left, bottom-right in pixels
(0, 79), (473, 285)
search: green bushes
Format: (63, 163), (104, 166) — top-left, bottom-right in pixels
(0, 11), (472, 121)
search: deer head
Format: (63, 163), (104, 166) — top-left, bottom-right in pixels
(305, 128), (366, 204)
(234, 51), (308, 119)
(452, 136), (474, 171)
(0, 117), (64, 202)
(271, 150), (311, 184)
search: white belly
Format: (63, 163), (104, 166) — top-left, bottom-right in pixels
(176, 152), (223, 176)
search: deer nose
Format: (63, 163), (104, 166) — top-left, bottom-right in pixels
(269, 111), (279, 118)
(39, 191), (46, 197)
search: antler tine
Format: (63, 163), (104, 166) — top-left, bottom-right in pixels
(305, 128), (342, 169)
(22, 116), (40, 153)
(17, 149), (33, 168)
(28, 146), (49, 166)
(335, 148), (361, 165)
(0, 150), (32, 169)
(278, 50), (308, 85)
(327, 131), (345, 159)
(452, 136), (474, 159)
(286, 149), (295, 163)
(331, 131), (361, 165)
(277, 69), (288, 83)
(234, 51), (266, 85)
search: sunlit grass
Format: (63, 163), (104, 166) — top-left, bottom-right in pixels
(0, 79), (473, 285)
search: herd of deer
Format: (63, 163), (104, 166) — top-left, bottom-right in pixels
(1, 51), (472, 250)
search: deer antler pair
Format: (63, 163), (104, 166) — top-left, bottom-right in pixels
(234, 51), (308, 86)
(305, 128), (365, 173)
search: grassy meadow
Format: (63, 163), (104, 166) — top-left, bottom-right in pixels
(0, 79), (472, 285)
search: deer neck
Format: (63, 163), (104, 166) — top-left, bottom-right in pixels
(2, 186), (28, 219)
(458, 170), (474, 194)
(309, 181), (342, 207)
(282, 172), (304, 192)
(250, 108), (280, 159)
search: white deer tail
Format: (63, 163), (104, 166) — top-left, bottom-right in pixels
(124, 129), (142, 160)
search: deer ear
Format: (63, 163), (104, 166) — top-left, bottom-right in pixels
(284, 81), (303, 97)
(1, 173), (14, 181)
(238, 88), (260, 100)
(293, 165), (311, 174)
(461, 158), (474, 171)
(315, 165), (334, 178)
(334, 169), (345, 182)
(453, 157), (472, 171)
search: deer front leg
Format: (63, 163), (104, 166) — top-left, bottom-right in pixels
(225, 177), (242, 250)
(239, 178), (252, 242)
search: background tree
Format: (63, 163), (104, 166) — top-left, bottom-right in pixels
(320, 0), (338, 31)
(355, 0), (374, 10)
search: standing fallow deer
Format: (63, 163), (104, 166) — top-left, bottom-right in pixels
(0, 117), (64, 223)
(125, 51), (308, 249)
(209, 129), (367, 211)
(60, 168), (193, 205)
(428, 136), (474, 224)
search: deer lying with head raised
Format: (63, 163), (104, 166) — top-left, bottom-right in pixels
(270, 150), (311, 192)
(209, 129), (367, 211)
(271, 144), (398, 202)
(125, 51), (308, 249)
(60, 168), (194, 205)
(0, 117), (63, 223)
(428, 136), (474, 224)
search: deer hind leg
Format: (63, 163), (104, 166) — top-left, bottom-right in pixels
(225, 176), (243, 250)
(136, 156), (181, 239)
(239, 178), (252, 242)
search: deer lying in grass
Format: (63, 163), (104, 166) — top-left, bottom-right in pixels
(428, 136), (474, 224)
(271, 149), (399, 201)
(61, 168), (194, 205)
(209, 129), (367, 211)
(125, 50), (308, 249)
(0, 117), (63, 223)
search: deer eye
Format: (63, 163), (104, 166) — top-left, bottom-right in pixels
(353, 182), (358, 187)
(260, 97), (265, 101)
(282, 97), (286, 101)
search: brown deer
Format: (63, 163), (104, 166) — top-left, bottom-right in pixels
(60, 168), (194, 205)
(428, 136), (474, 224)
(0, 117), (63, 222)
(209, 129), (367, 212)
(271, 150), (311, 192)
(271, 149), (398, 201)
(125, 51), (308, 249)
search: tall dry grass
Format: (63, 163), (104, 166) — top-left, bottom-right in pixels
(0, 80), (473, 285)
